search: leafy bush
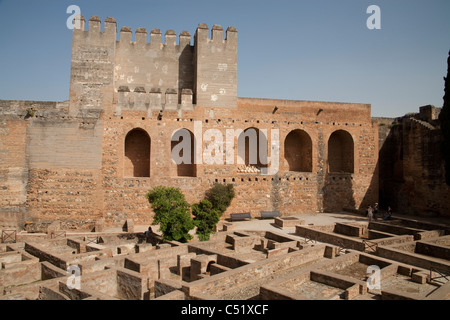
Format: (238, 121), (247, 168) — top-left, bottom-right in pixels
(145, 186), (194, 243)
(192, 200), (221, 241)
(191, 183), (236, 241)
(205, 183), (235, 214)
(146, 183), (235, 243)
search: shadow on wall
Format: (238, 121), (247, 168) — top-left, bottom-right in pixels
(178, 43), (194, 104)
(378, 123), (405, 213)
(378, 118), (450, 218)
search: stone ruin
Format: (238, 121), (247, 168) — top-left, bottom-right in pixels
(1, 214), (449, 300)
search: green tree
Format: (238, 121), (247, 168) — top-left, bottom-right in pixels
(192, 183), (235, 241)
(439, 50), (450, 186)
(205, 183), (235, 214)
(192, 200), (221, 241)
(145, 186), (194, 243)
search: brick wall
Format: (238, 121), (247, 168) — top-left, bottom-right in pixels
(380, 115), (450, 218)
(0, 96), (378, 228)
(0, 18), (379, 229)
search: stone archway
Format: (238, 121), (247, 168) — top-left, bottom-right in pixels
(284, 129), (313, 172)
(124, 128), (151, 177)
(328, 130), (354, 173)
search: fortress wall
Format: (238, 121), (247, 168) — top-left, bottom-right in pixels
(70, 17), (237, 118)
(27, 119), (102, 170)
(69, 16), (117, 117)
(114, 28), (195, 109)
(0, 17), (379, 229)
(0, 97), (378, 227)
(194, 24), (237, 108)
(0, 101), (104, 228)
(0, 119), (28, 228)
(380, 113), (450, 218)
(99, 97), (377, 224)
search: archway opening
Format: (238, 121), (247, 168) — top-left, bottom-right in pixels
(328, 130), (354, 173)
(237, 127), (268, 169)
(284, 129), (313, 172)
(124, 128), (151, 177)
(171, 129), (197, 177)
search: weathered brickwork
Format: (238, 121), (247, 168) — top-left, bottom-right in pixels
(0, 17), (379, 229)
(379, 106), (450, 218)
(0, 119), (28, 228)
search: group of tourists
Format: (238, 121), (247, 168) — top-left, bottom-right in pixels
(366, 203), (392, 222)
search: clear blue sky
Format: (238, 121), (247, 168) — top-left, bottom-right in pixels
(0, 0), (449, 118)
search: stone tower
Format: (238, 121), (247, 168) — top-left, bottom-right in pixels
(69, 16), (238, 119)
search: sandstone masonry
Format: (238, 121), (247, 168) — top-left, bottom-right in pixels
(0, 17), (379, 229)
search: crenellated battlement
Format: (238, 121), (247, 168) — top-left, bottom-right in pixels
(195, 23), (238, 44)
(73, 16), (237, 49)
(118, 26), (193, 48)
(69, 16), (238, 117)
(72, 15), (117, 35)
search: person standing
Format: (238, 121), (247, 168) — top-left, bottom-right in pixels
(383, 206), (392, 221)
(367, 205), (374, 222)
(374, 203), (379, 220)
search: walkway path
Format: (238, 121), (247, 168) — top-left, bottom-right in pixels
(133, 211), (450, 236)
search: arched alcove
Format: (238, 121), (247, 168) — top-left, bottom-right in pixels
(171, 128), (197, 177)
(284, 129), (313, 172)
(237, 127), (268, 168)
(124, 128), (151, 177)
(328, 130), (354, 173)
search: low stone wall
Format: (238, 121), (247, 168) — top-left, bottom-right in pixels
(295, 225), (366, 251)
(24, 240), (114, 270)
(226, 233), (260, 253)
(154, 289), (185, 300)
(41, 261), (67, 280)
(377, 244), (450, 274)
(369, 221), (424, 236)
(154, 278), (184, 298)
(116, 267), (147, 300)
(182, 245), (326, 299)
(372, 235), (415, 247)
(368, 229), (397, 239)
(310, 270), (367, 300)
(415, 240), (450, 260)
(334, 223), (367, 237)
(391, 217), (450, 235)
(274, 216), (304, 228)
(259, 252), (365, 300)
(381, 288), (420, 300)
(0, 256), (40, 287)
(425, 281), (450, 300)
